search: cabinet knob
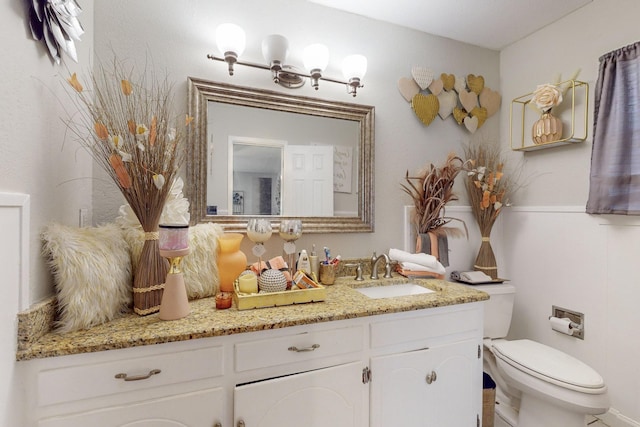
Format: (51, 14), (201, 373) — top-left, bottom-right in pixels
(237, 420), (246, 427)
(214, 423), (222, 427)
(425, 370), (437, 384)
(114, 369), (161, 382)
(287, 344), (320, 352)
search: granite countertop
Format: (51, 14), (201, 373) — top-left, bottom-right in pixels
(16, 276), (488, 361)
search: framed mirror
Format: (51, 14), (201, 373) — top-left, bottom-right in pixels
(187, 77), (375, 233)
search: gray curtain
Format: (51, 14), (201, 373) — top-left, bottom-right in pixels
(586, 41), (640, 214)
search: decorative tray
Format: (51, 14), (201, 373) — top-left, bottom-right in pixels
(453, 278), (508, 285)
(233, 281), (326, 310)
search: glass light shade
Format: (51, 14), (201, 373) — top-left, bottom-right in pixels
(216, 23), (246, 56)
(262, 34), (289, 65)
(342, 54), (367, 80)
(303, 43), (330, 72)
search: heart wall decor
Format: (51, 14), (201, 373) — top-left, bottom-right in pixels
(398, 77), (420, 102)
(437, 90), (457, 120)
(411, 93), (439, 126)
(399, 67), (501, 133)
(459, 89), (479, 113)
(479, 87), (502, 117)
(467, 74), (485, 95)
(411, 66), (435, 90)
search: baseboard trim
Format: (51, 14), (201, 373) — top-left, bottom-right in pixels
(597, 409), (640, 427)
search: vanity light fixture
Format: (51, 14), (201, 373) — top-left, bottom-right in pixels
(207, 23), (367, 97)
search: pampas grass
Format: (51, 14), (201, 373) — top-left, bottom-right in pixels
(64, 59), (190, 315)
(401, 152), (470, 237)
(463, 142), (518, 278)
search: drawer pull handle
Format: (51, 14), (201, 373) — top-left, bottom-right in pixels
(115, 369), (161, 382)
(288, 344), (320, 352)
(426, 370), (437, 384)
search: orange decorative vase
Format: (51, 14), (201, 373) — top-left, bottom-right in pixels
(217, 233), (247, 292)
(532, 110), (563, 144)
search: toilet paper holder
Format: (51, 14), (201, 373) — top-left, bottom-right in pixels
(549, 305), (584, 340)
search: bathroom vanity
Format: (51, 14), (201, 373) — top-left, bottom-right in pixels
(17, 278), (487, 427)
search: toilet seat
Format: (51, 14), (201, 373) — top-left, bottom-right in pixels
(492, 339), (605, 393)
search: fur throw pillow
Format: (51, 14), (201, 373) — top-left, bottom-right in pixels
(121, 222), (224, 299)
(41, 223), (133, 333)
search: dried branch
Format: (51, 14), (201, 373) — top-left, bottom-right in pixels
(401, 152), (470, 236)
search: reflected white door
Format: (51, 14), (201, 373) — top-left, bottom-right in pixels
(283, 145), (333, 216)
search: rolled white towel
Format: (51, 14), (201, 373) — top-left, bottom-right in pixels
(400, 261), (445, 274)
(389, 248), (446, 275)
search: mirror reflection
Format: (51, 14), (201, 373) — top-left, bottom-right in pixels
(187, 78), (375, 233)
(230, 137), (284, 216)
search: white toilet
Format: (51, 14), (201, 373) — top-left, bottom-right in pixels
(480, 284), (609, 427)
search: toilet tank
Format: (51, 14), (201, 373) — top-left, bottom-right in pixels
(479, 283), (515, 339)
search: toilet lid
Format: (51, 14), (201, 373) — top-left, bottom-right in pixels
(492, 339), (605, 389)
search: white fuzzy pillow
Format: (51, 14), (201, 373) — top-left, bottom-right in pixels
(42, 223), (133, 333)
(121, 222), (224, 299)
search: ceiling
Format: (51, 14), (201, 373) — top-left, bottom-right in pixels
(307, 0), (592, 50)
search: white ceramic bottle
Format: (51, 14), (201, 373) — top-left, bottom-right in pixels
(297, 249), (311, 274)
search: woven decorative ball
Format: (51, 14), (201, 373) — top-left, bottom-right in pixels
(258, 269), (287, 293)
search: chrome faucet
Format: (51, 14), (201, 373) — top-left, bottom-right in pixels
(370, 253), (392, 280)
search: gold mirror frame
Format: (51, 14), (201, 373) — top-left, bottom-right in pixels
(186, 77), (375, 233)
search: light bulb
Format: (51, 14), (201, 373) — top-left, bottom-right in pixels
(303, 43), (330, 72)
(215, 23), (246, 57)
(262, 34), (289, 66)
(342, 54), (367, 80)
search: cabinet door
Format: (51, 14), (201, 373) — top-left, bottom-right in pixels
(370, 339), (480, 427)
(38, 387), (224, 427)
(235, 361), (368, 427)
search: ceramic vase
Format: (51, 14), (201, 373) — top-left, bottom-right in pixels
(532, 110), (562, 144)
(217, 233), (247, 292)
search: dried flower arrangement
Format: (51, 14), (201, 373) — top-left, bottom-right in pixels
(64, 60), (191, 315)
(401, 153), (470, 262)
(402, 153), (469, 235)
(463, 142), (517, 279)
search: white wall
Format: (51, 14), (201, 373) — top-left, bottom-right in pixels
(0, 1), (93, 423)
(500, 0), (640, 424)
(0, 0), (94, 303)
(92, 0), (501, 261)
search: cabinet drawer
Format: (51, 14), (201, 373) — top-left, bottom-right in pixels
(39, 387), (224, 427)
(37, 344), (223, 407)
(370, 305), (481, 349)
(235, 325), (364, 372)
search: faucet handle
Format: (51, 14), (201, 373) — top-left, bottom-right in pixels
(345, 263), (364, 281)
(383, 260), (393, 278)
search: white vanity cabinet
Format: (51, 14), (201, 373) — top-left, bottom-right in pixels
(38, 387), (224, 427)
(370, 340), (480, 426)
(26, 339), (226, 427)
(23, 300), (484, 427)
(235, 361), (368, 427)
(368, 302), (483, 427)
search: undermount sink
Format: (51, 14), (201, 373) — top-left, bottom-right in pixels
(355, 283), (435, 299)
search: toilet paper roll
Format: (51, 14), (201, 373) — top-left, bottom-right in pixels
(549, 316), (574, 336)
